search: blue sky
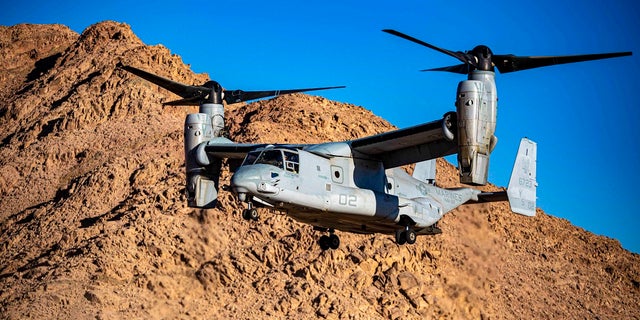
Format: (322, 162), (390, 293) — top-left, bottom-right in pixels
(3, 0), (639, 253)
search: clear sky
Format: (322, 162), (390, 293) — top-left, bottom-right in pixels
(3, 0), (639, 253)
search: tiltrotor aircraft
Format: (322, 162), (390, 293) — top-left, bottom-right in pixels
(118, 29), (631, 250)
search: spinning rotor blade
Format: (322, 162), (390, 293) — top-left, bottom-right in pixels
(119, 63), (345, 106)
(223, 86), (346, 104)
(383, 29), (476, 66)
(117, 63), (210, 100)
(492, 52), (633, 73)
(383, 30), (632, 74)
(163, 97), (202, 106)
(421, 64), (469, 74)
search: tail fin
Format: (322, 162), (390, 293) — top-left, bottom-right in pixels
(507, 138), (537, 216)
(413, 159), (436, 185)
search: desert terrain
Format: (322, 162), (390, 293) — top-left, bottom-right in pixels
(0, 21), (639, 319)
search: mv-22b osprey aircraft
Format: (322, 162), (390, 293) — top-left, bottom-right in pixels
(119, 30), (631, 250)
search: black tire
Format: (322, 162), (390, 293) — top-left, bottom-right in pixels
(319, 235), (331, 250)
(242, 209), (251, 220)
(329, 234), (340, 249)
(406, 229), (417, 244)
(395, 230), (407, 245)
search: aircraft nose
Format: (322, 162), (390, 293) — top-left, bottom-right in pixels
(230, 167), (260, 194)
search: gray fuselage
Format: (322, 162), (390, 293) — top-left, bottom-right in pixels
(230, 144), (478, 235)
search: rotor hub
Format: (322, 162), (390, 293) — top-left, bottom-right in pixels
(470, 45), (494, 71)
(203, 80), (223, 104)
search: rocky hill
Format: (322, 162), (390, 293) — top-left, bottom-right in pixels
(0, 21), (638, 319)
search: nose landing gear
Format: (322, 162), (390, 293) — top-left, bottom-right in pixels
(241, 199), (259, 221)
(242, 208), (259, 221)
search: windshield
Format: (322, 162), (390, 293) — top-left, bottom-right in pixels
(241, 149), (299, 173)
(255, 150), (284, 169)
(242, 151), (261, 166)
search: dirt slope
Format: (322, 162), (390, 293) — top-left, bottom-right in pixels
(0, 21), (638, 319)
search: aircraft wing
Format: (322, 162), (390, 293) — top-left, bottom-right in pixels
(199, 138), (306, 162)
(202, 141), (267, 159)
(198, 114), (457, 168)
(349, 116), (457, 168)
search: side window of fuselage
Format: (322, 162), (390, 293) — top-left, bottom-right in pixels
(283, 151), (299, 174)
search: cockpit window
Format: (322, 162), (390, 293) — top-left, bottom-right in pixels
(242, 149), (299, 172)
(255, 150), (284, 169)
(242, 151), (261, 166)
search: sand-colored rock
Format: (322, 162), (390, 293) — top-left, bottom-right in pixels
(1, 21), (639, 319)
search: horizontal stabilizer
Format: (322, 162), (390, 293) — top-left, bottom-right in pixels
(476, 191), (508, 203)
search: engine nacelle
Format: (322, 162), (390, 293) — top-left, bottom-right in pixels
(184, 112), (219, 208)
(455, 71), (497, 185)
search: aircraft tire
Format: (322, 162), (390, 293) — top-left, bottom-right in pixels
(319, 235), (331, 250)
(395, 230), (407, 245)
(242, 209), (251, 220)
(406, 229), (417, 244)
(329, 234), (340, 249)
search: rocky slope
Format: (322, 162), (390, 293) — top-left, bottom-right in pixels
(0, 21), (638, 319)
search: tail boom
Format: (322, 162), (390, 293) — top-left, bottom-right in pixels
(466, 138), (537, 216)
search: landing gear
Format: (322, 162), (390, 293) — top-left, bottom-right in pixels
(317, 229), (340, 250)
(395, 226), (417, 245)
(242, 208), (259, 221)
(406, 229), (417, 244)
(241, 201), (259, 221)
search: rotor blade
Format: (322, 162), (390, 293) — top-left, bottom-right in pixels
(118, 63), (209, 99)
(382, 29), (472, 65)
(223, 86), (346, 104)
(163, 96), (201, 106)
(421, 64), (470, 74)
(493, 51), (632, 73)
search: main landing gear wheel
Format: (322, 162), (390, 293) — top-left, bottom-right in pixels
(406, 229), (417, 244)
(242, 208), (259, 221)
(319, 233), (340, 250)
(395, 230), (407, 245)
(395, 228), (417, 245)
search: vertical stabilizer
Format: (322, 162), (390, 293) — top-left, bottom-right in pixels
(413, 159), (436, 185)
(507, 138), (537, 216)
